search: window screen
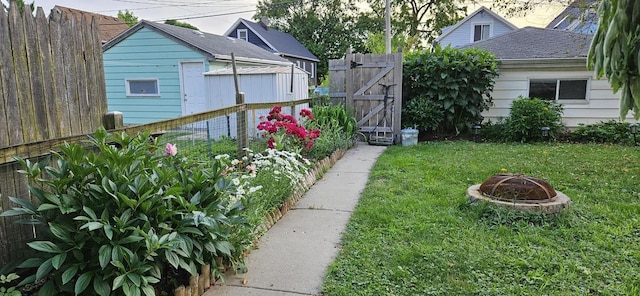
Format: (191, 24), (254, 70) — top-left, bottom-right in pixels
(529, 80), (557, 100)
(126, 79), (159, 96)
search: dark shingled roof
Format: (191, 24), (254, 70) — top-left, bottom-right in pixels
(234, 18), (319, 61)
(457, 27), (592, 60)
(103, 20), (291, 65)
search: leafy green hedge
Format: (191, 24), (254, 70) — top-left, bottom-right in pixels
(403, 46), (499, 134)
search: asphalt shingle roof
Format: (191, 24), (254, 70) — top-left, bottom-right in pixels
(103, 20), (291, 64)
(238, 18), (319, 61)
(457, 27), (592, 60)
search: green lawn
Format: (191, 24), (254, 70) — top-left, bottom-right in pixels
(322, 142), (640, 295)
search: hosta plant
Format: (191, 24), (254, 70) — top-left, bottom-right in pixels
(1, 127), (254, 295)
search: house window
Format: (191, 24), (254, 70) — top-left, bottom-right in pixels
(126, 79), (159, 96)
(473, 24), (491, 42)
(529, 79), (588, 101)
(310, 63), (315, 78)
(237, 29), (248, 41)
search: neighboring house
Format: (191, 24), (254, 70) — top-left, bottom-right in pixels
(224, 18), (319, 85)
(545, 0), (598, 34)
(52, 6), (129, 44)
(459, 27), (629, 128)
(102, 20), (292, 124)
(434, 6), (518, 48)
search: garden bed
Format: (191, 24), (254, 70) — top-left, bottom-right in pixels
(169, 147), (347, 295)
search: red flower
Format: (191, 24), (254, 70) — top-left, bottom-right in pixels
(300, 108), (314, 120)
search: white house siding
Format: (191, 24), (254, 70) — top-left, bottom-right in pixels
(204, 67), (309, 139)
(438, 12), (515, 48)
(483, 60), (629, 128)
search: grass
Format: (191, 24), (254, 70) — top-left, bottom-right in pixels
(322, 141), (640, 295)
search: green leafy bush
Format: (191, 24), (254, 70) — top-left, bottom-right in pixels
(401, 96), (444, 131)
(0, 273), (20, 296)
(306, 104), (358, 159)
(504, 97), (564, 142)
(1, 127), (254, 295)
(569, 120), (634, 144)
(403, 45), (499, 134)
(479, 118), (508, 142)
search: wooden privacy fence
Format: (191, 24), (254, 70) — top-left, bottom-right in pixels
(0, 5), (106, 267)
(328, 48), (403, 143)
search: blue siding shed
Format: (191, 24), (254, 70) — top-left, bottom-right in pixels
(103, 20), (292, 124)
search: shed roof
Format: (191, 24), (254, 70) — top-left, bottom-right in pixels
(205, 66), (308, 75)
(224, 18), (319, 62)
(457, 26), (592, 60)
(52, 5), (129, 43)
(103, 20), (292, 66)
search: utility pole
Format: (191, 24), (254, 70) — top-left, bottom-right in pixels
(385, 0), (391, 54)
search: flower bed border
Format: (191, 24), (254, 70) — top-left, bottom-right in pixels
(172, 148), (349, 296)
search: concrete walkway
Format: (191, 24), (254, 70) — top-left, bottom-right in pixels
(204, 143), (387, 296)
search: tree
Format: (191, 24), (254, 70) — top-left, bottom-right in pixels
(255, 0), (370, 82)
(364, 0), (467, 47)
(2, 0), (35, 13)
(164, 19), (199, 30)
(117, 9), (138, 27)
(588, 0), (640, 120)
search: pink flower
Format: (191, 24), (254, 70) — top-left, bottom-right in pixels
(246, 165), (256, 173)
(164, 143), (177, 156)
(300, 108), (314, 120)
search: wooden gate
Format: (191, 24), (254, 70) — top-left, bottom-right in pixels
(328, 48), (403, 143)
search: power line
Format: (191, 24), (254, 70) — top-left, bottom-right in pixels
(150, 8), (256, 21)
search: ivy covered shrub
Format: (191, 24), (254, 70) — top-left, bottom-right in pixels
(504, 97), (564, 142)
(569, 120), (634, 144)
(1, 127), (257, 296)
(403, 45), (499, 134)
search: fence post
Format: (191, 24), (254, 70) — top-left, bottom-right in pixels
(103, 111), (123, 130)
(236, 93), (248, 159)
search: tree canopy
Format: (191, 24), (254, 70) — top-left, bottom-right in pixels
(164, 19), (199, 30)
(117, 10), (138, 27)
(588, 0), (640, 119)
(255, 0), (372, 82)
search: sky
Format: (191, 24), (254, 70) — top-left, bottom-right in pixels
(7, 0), (566, 35)
(17, 0), (260, 34)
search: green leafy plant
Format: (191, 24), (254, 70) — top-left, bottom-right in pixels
(403, 45), (499, 134)
(306, 103), (359, 159)
(504, 97), (564, 142)
(0, 127), (253, 295)
(401, 95), (444, 132)
(0, 273), (20, 296)
(569, 120), (633, 144)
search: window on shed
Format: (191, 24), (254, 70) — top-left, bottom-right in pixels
(473, 24), (491, 42)
(237, 29), (248, 41)
(126, 79), (159, 96)
(529, 79), (588, 101)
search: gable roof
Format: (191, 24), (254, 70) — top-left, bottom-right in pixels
(457, 27), (592, 60)
(102, 20), (291, 66)
(434, 6), (518, 43)
(52, 6), (129, 44)
(545, 0), (598, 34)
(223, 18), (319, 62)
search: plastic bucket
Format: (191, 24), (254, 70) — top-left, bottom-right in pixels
(401, 129), (419, 146)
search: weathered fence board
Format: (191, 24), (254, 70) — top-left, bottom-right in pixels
(0, 5), (107, 268)
(329, 48), (403, 142)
